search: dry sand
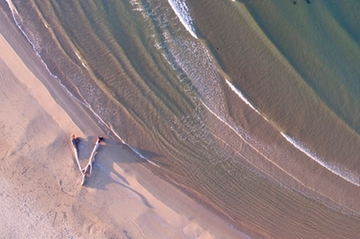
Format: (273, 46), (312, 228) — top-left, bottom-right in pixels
(0, 8), (250, 239)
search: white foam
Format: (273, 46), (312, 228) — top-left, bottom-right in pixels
(75, 52), (88, 69)
(281, 132), (360, 186)
(168, 0), (198, 39)
(128, 146), (160, 168)
(5, 0), (132, 151)
(225, 79), (360, 187)
(4, 0), (84, 101)
(198, 98), (308, 185)
(5, 0), (18, 15)
(225, 79), (270, 119)
(225, 79), (257, 111)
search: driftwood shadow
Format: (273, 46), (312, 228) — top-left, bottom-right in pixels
(76, 137), (163, 209)
(83, 172), (153, 209)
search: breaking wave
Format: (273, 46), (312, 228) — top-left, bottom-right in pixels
(168, 0), (197, 39)
(281, 132), (360, 187)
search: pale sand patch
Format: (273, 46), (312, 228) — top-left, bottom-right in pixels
(0, 8), (250, 239)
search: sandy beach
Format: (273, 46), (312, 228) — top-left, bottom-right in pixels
(0, 8), (250, 239)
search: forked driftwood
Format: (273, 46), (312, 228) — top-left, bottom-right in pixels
(71, 135), (86, 185)
(71, 135), (82, 172)
(71, 135), (104, 186)
(82, 136), (104, 178)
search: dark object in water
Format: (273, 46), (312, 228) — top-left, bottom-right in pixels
(306, 0), (310, 4)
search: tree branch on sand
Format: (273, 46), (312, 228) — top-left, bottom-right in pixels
(82, 136), (104, 178)
(71, 135), (83, 172)
(71, 135), (104, 186)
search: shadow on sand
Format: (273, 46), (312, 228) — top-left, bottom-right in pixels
(73, 136), (164, 209)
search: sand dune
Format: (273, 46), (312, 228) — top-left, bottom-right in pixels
(0, 7), (249, 239)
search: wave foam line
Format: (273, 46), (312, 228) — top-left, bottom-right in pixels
(281, 132), (360, 186)
(5, 0), (132, 152)
(201, 99), (360, 213)
(5, 0), (18, 15)
(225, 79), (271, 122)
(225, 78), (360, 186)
(127, 146), (160, 168)
(168, 0), (198, 39)
(6, 0), (165, 172)
(4, 0), (86, 101)
(199, 99), (306, 185)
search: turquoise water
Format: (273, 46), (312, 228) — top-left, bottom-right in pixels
(4, 0), (360, 237)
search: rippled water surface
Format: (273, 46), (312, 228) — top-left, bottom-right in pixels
(4, 0), (360, 237)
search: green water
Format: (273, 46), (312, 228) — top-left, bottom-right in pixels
(6, 0), (360, 237)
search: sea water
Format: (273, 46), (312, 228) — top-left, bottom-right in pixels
(4, 0), (360, 238)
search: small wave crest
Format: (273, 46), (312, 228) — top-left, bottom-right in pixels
(4, 0), (131, 149)
(168, 0), (197, 39)
(225, 79), (260, 114)
(225, 79), (271, 123)
(281, 132), (360, 187)
(5, 0), (18, 15)
(4, 0), (86, 104)
(127, 146), (160, 168)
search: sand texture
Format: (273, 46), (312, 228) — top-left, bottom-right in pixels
(0, 9), (249, 239)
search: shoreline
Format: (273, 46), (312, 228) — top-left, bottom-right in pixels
(0, 5), (251, 239)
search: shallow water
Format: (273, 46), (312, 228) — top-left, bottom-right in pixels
(4, 0), (360, 237)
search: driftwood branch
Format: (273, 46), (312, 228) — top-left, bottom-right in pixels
(71, 135), (83, 172)
(82, 136), (104, 178)
(71, 135), (104, 186)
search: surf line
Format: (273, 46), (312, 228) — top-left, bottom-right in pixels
(197, 95), (356, 209)
(225, 79), (271, 123)
(168, 0), (198, 39)
(71, 135), (104, 186)
(224, 79), (360, 187)
(198, 99), (303, 182)
(127, 145), (160, 168)
(281, 133), (360, 187)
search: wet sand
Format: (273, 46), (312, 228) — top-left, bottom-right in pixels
(0, 8), (250, 239)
